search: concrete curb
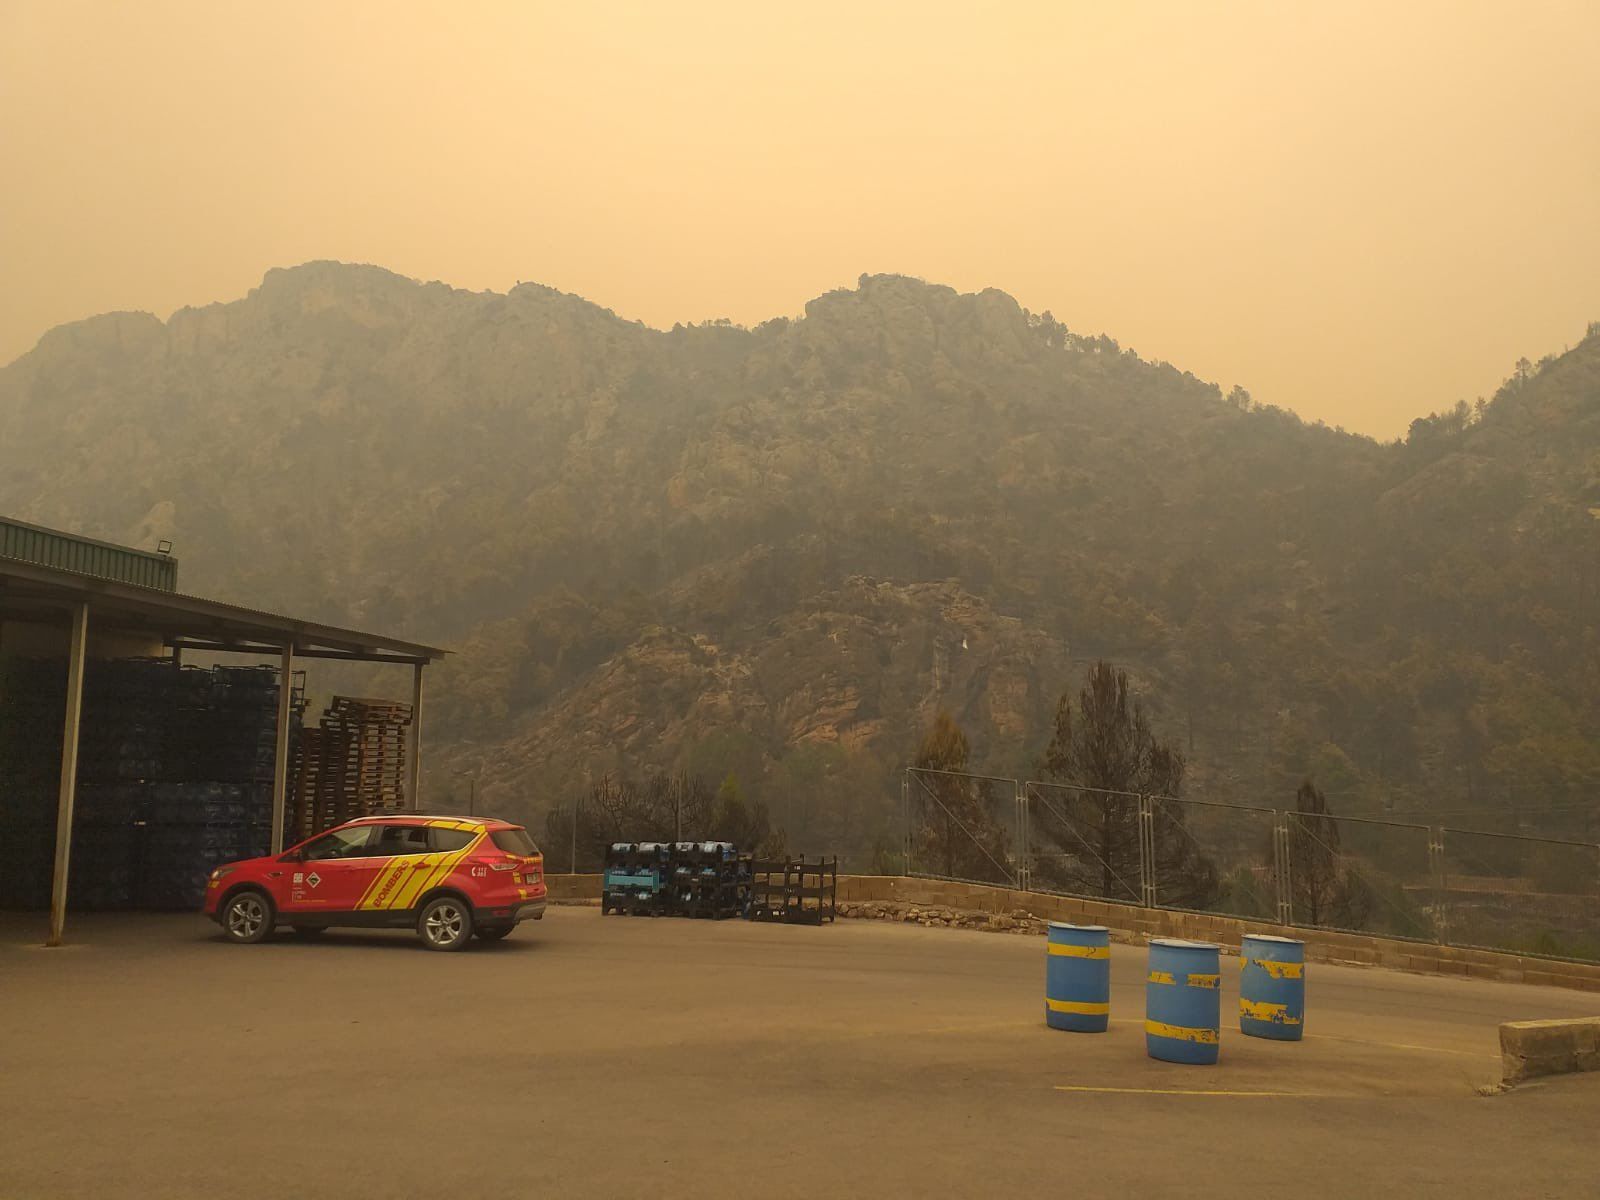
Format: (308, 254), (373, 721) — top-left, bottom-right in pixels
(1500, 1018), (1600, 1084)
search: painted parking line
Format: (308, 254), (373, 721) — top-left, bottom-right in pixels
(1301, 1031), (1496, 1060)
(1055, 1085), (1320, 1098)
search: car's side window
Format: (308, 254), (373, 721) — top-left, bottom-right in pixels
(369, 825), (431, 858)
(300, 826), (373, 861)
(430, 827), (476, 852)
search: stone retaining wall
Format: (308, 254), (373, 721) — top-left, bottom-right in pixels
(545, 873), (601, 903)
(838, 876), (1600, 993)
(545, 872), (1600, 992)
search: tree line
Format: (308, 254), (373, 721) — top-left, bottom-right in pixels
(536, 655), (1432, 942)
(909, 659), (1376, 924)
(543, 770), (786, 872)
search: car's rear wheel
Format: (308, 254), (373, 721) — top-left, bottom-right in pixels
(221, 890), (273, 944)
(476, 925), (513, 942)
(418, 896), (474, 951)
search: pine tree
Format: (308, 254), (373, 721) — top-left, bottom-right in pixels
(1283, 779), (1371, 929)
(909, 711), (1010, 884)
(1037, 661), (1218, 907)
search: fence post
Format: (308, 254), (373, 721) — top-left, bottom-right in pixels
(1274, 811), (1294, 927)
(1429, 825), (1447, 945)
(900, 769), (910, 876)
(1138, 794), (1157, 908)
(1015, 780), (1029, 892)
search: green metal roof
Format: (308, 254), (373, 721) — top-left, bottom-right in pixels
(0, 516), (177, 592)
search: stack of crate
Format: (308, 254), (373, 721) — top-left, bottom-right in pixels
(0, 657), (297, 911)
(287, 696), (413, 840)
(602, 842), (668, 915)
(602, 842), (751, 919)
(0, 657), (66, 909)
(135, 665), (293, 909)
(666, 841), (749, 919)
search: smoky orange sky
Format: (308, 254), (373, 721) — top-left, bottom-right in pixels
(3, 1), (1597, 438)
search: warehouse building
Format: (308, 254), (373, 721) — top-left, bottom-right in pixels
(0, 516), (447, 944)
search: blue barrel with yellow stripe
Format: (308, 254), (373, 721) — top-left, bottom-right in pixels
(1045, 923), (1110, 1032)
(1145, 939), (1221, 1064)
(1239, 934), (1305, 1040)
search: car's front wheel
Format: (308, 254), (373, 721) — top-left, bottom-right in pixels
(418, 896), (474, 951)
(221, 890), (273, 944)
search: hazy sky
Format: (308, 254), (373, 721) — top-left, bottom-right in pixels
(3, 1), (1597, 438)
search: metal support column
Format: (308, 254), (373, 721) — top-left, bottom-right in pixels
(47, 602), (90, 947)
(270, 643), (294, 854)
(409, 661), (424, 811)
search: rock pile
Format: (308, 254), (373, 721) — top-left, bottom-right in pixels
(838, 900), (1050, 936)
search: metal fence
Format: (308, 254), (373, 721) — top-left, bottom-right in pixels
(902, 768), (1600, 964)
(903, 767), (1020, 888)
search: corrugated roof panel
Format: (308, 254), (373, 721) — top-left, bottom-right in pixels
(0, 516), (178, 592)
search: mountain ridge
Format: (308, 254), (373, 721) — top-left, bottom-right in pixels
(2, 261), (1597, 857)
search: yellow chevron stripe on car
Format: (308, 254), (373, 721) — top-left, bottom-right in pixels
(392, 835), (484, 909)
(350, 830), (487, 911)
(357, 857), (418, 910)
(389, 852), (448, 911)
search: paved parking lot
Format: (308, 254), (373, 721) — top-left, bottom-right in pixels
(3, 907), (1597, 1198)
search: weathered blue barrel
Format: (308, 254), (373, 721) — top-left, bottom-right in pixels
(1145, 939), (1221, 1064)
(1239, 934), (1305, 1040)
(1045, 923), (1110, 1032)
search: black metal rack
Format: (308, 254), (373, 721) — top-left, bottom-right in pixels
(747, 856), (838, 925)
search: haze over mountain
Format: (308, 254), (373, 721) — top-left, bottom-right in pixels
(3, 262), (1597, 859)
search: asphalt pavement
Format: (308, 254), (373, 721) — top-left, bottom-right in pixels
(2, 908), (1597, 1199)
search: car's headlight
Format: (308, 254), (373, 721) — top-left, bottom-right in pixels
(210, 867), (236, 882)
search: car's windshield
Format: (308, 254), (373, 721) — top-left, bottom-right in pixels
(491, 828), (539, 856)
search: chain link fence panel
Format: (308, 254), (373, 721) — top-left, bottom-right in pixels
(1441, 828), (1600, 962)
(1284, 812), (1437, 941)
(903, 768), (1019, 888)
(1021, 781), (1145, 905)
(1148, 796), (1280, 920)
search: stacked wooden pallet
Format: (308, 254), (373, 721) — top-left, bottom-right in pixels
(287, 696), (413, 840)
(286, 727), (325, 844)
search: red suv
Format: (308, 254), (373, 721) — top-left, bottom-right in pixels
(204, 815), (547, 951)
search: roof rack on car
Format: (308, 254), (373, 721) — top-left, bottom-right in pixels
(396, 811), (491, 822)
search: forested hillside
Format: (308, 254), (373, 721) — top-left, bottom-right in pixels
(2, 262), (1597, 858)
